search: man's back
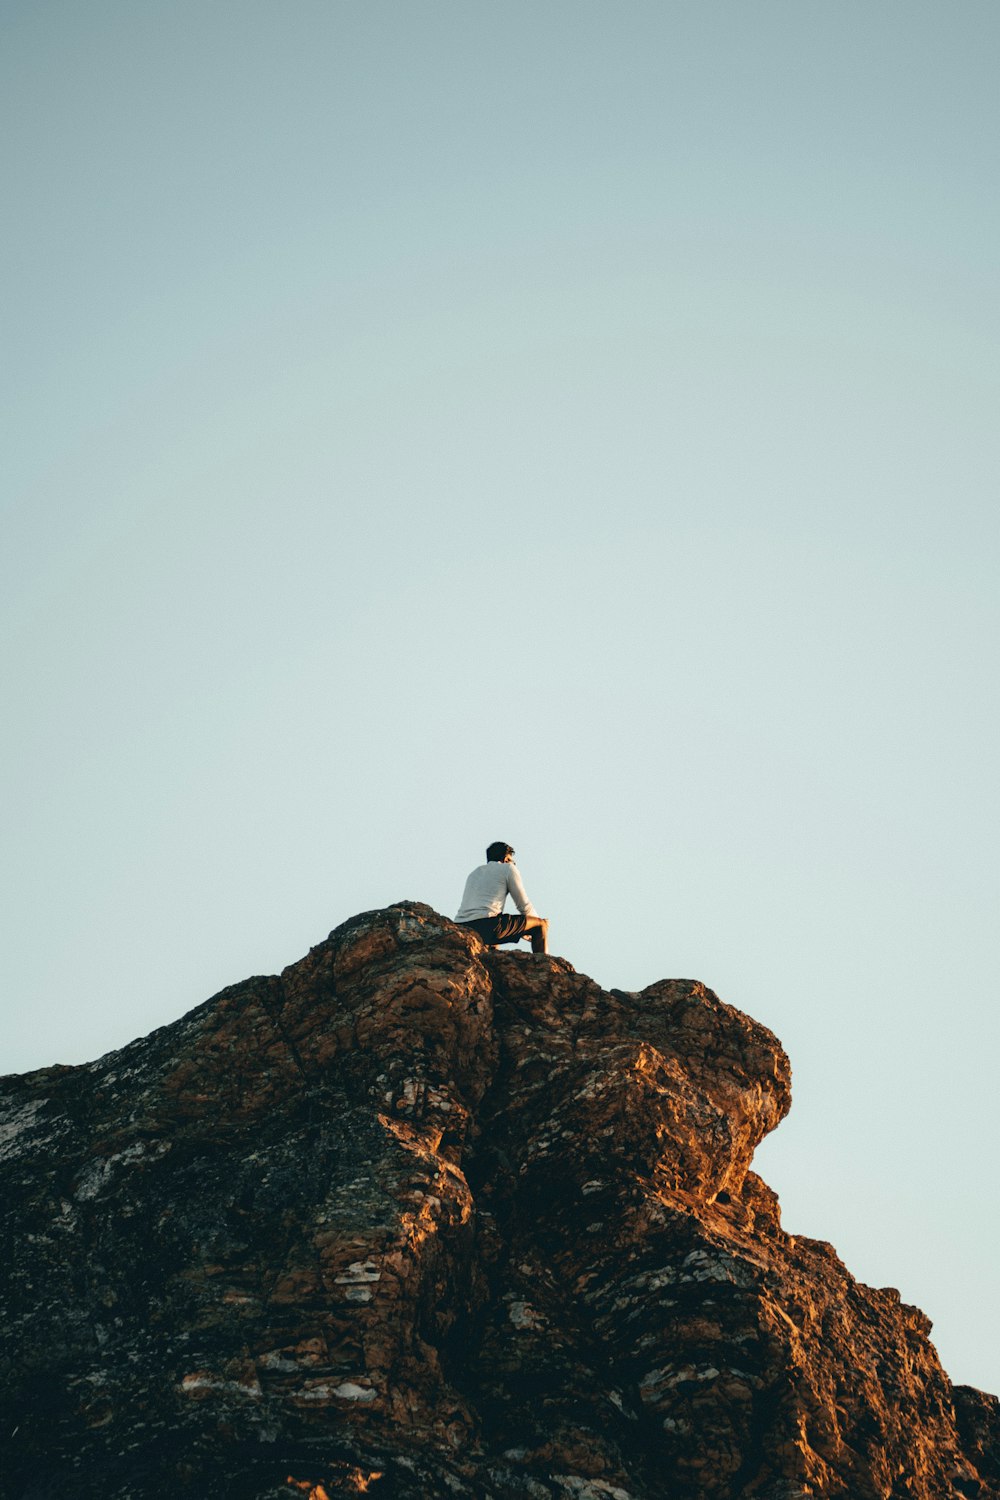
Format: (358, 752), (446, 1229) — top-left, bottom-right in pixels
(456, 861), (537, 921)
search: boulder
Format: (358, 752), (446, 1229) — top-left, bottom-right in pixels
(1, 902), (995, 1498)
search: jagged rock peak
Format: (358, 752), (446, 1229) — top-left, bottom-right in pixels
(2, 902), (997, 1499)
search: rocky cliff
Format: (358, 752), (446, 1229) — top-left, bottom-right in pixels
(1, 903), (996, 1500)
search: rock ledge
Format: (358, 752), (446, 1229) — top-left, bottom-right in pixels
(1, 902), (996, 1499)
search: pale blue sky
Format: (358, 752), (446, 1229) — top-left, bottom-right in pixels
(3, 2), (998, 1394)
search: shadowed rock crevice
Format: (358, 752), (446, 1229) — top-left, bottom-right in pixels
(1, 902), (996, 1499)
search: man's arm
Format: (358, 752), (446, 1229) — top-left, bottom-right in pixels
(506, 863), (538, 917)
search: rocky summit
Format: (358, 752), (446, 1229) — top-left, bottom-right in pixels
(1, 904), (997, 1500)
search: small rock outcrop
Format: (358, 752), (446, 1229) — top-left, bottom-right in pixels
(1, 903), (996, 1499)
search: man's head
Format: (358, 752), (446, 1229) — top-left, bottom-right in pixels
(486, 841), (515, 863)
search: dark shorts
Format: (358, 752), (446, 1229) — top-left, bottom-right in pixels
(460, 914), (531, 946)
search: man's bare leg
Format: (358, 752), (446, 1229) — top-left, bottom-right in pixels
(522, 916), (549, 954)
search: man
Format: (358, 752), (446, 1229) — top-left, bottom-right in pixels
(456, 842), (549, 953)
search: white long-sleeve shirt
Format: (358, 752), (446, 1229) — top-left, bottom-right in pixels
(456, 861), (538, 921)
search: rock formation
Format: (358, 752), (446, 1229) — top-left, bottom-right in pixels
(1, 902), (996, 1499)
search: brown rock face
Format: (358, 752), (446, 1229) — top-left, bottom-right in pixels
(1, 903), (996, 1499)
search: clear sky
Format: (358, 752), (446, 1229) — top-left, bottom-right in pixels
(3, 2), (998, 1395)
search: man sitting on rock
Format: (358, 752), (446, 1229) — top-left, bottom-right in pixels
(456, 842), (549, 953)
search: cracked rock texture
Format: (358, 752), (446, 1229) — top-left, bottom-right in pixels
(1, 902), (996, 1499)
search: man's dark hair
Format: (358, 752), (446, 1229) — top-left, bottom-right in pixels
(486, 841), (514, 863)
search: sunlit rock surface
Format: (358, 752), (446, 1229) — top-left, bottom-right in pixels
(2, 902), (997, 1498)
